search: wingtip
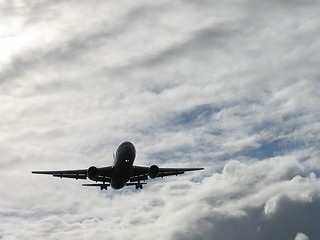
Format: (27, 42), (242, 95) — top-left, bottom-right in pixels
(194, 168), (204, 171)
(31, 171), (52, 175)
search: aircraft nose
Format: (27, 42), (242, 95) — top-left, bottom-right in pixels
(120, 141), (135, 149)
(117, 142), (136, 161)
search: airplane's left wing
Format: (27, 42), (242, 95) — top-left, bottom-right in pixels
(131, 165), (204, 182)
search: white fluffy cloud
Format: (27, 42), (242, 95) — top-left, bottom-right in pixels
(294, 232), (309, 240)
(1, 0), (320, 239)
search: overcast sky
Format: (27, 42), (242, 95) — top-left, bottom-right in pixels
(1, 0), (320, 239)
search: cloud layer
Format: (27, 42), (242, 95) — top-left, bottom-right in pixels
(1, 0), (320, 239)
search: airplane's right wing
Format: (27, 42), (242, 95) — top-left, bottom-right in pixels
(32, 166), (113, 182)
(32, 169), (88, 180)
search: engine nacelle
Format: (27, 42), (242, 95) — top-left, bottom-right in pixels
(87, 166), (99, 181)
(149, 165), (159, 178)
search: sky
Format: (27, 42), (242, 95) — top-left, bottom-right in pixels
(1, 0), (320, 239)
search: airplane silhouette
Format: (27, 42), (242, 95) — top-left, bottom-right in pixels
(32, 141), (204, 190)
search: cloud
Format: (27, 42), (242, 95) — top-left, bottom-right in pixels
(294, 232), (309, 240)
(2, 157), (320, 239)
(1, 0), (320, 239)
(171, 159), (320, 240)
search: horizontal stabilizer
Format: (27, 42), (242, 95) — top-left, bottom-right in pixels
(82, 183), (147, 187)
(126, 182), (147, 186)
(53, 174), (87, 180)
(82, 183), (110, 187)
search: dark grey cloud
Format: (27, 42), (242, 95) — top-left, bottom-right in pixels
(174, 200), (319, 240)
(170, 159), (320, 240)
(174, 195), (320, 240)
(142, 25), (241, 66)
(105, 23), (242, 76)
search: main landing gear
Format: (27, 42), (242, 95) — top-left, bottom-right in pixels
(135, 183), (143, 189)
(100, 185), (108, 190)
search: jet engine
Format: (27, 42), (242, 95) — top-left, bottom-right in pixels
(87, 166), (99, 181)
(149, 165), (159, 178)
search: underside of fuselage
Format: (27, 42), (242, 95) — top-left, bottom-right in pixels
(111, 141), (136, 189)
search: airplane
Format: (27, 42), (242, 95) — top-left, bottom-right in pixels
(32, 141), (204, 190)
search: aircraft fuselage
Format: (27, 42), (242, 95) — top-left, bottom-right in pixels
(111, 141), (136, 189)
